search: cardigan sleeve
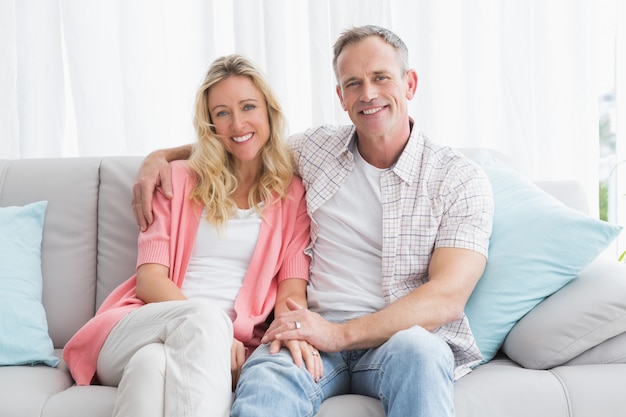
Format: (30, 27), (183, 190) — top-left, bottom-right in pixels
(277, 177), (311, 283)
(135, 161), (197, 271)
(135, 187), (172, 269)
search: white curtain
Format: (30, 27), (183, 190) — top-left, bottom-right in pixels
(0, 0), (612, 218)
(613, 0), (626, 251)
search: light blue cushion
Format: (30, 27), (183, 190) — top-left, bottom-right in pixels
(465, 152), (623, 364)
(0, 200), (58, 367)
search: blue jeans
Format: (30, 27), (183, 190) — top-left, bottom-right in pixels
(231, 326), (455, 417)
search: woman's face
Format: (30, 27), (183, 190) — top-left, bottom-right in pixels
(207, 75), (271, 169)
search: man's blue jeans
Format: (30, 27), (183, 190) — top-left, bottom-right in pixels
(231, 326), (455, 417)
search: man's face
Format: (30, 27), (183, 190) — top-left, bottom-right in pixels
(335, 36), (417, 141)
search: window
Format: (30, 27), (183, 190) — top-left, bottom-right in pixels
(598, 0), (625, 258)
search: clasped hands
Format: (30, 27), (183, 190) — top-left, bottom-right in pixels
(265, 299), (347, 381)
(231, 298), (341, 390)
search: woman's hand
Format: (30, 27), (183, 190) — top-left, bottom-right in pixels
(269, 338), (324, 382)
(231, 338), (246, 391)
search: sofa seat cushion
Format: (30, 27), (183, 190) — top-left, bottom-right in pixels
(315, 394), (384, 417)
(550, 364), (626, 417)
(41, 385), (116, 417)
(0, 349), (115, 417)
(454, 359), (569, 417)
(0, 351), (73, 417)
(455, 359), (626, 417)
(503, 255), (626, 369)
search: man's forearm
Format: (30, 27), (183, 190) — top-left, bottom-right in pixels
(154, 144), (193, 162)
(337, 286), (452, 351)
(338, 248), (486, 351)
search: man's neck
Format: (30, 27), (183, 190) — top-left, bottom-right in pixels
(355, 122), (412, 169)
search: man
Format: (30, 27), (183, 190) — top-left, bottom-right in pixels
(133, 25), (493, 417)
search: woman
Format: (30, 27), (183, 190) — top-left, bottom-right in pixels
(63, 54), (319, 417)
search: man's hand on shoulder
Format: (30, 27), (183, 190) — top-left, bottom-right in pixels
(132, 150), (174, 231)
(132, 144), (194, 231)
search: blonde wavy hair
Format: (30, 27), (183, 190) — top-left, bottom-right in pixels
(189, 54), (293, 226)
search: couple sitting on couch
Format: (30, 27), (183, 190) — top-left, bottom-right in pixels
(63, 25), (494, 417)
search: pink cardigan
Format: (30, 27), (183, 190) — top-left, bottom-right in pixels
(63, 161), (311, 385)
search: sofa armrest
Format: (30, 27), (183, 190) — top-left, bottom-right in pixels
(502, 254), (626, 369)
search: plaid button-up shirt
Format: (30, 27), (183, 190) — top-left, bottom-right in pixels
(289, 123), (494, 379)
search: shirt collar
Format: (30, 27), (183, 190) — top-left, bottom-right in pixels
(342, 118), (424, 184)
(391, 119), (424, 184)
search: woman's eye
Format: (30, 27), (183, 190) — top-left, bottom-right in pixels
(215, 110), (229, 117)
(243, 104), (256, 111)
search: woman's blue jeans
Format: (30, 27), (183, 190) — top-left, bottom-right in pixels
(231, 326), (455, 417)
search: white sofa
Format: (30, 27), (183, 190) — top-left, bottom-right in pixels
(1, 153), (625, 417)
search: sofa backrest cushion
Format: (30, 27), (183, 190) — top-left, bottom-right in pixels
(0, 158), (101, 348)
(96, 157), (142, 308)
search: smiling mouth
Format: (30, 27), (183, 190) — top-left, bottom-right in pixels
(232, 133), (253, 143)
(361, 106), (384, 115)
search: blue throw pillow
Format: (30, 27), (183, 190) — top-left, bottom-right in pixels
(465, 152), (623, 364)
(0, 200), (58, 367)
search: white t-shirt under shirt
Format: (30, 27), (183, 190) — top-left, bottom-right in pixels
(307, 143), (387, 322)
(182, 207), (262, 321)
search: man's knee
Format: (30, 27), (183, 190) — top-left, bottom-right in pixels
(387, 327), (454, 371)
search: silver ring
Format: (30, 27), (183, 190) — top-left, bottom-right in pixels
(311, 350), (319, 356)
(294, 321), (301, 330)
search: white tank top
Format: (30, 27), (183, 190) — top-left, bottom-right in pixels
(182, 207), (262, 321)
(307, 144), (386, 321)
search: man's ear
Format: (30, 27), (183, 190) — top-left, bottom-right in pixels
(406, 69), (418, 100)
(336, 85), (347, 111)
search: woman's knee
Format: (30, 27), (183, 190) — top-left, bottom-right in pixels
(183, 300), (229, 322)
(126, 343), (166, 377)
(163, 301), (233, 349)
(177, 301), (232, 332)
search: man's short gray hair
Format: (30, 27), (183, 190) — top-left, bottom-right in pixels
(332, 25), (409, 82)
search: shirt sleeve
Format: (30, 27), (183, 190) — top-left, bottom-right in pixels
(435, 160), (494, 258)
